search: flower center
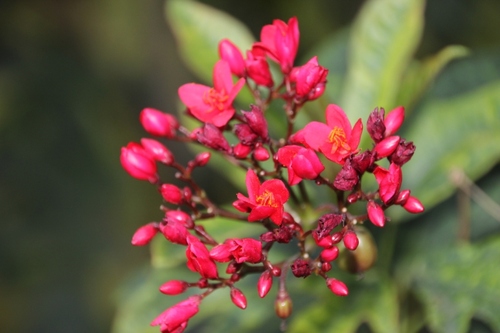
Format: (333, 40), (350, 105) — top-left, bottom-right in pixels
(328, 126), (351, 153)
(256, 190), (277, 208)
(203, 88), (228, 113)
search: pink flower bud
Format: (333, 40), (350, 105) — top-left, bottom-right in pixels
(160, 219), (189, 245)
(246, 50), (274, 87)
(343, 230), (359, 250)
(183, 187), (192, 202)
(196, 124), (230, 152)
(151, 295), (201, 330)
(314, 233), (333, 248)
(230, 287), (247, 309)
(321, 262), (332, 272)
(234, 123), (258, 144)
(403, 196), (424, 213)
(289, 56), (328, 101)
(159, 280), (189, 295)
(165, 210), (194, 229)
(140, 138), (174, 165)
(131, 223), (158, 246)
(160, 184), (183, 204)
(384, 106), (405, 137)
(233, 143), (252, 159)
(326, 278), (349, 296)
(140, 108), (178, 138)
(242, 105), (269, 140)
(367, 200), (386, 227)
(120, 142), (158, 182)
(194, 152), (211, 166)
(374, 135), (400, 159)
(395, 189), (411, 205)
(320, 246), (339, 262)
(218, 39), (246, 77)
(257, 270), (273, 298)
(331, 232), (343, 244)
(253, 146), (270, 161)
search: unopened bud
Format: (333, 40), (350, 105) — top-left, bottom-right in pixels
(120, 142), (158, 183)
(159, 280), (189, 295)
(257, 270), (273, 298)
(374, 135), (400, 159)
(194, 152), (211, 167)
(343, 230), (359, 250)
(165, 210), (194, 229)
(139, 108), (178, 138)
(230, 287), (247, 309)
(331, 232), (343, 244)
(321, 262), (332, 272)
(367, 200), (386, 227)
(403, 196), (424, 213)
(131, 223), (158, 246)
(320, 246), (339, 262)
(160, 184), (183, 204)
(219, 39), (246, 77)
(233, 143), (252, 159)
(326, 278), (349, 296)
(384, 106), (405, 137)
(253, 146), (270, 161)
(140, 138), (174, 165)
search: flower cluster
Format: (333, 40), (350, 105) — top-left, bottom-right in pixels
(120, 17), (424, 333)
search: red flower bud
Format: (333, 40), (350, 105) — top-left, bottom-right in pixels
(289, 56), (328, 101)
(320, 246), (339, 262)
(343, 230), (359, 250)
(131, 223), (158, 246)
(165, 210), (194, 229)
(160, 219), (189, 245)
(403, 196), (424, 213)
(396, 189), (411, 205)
(389, 140), (416, 165)
(367, 200), (386, 227)
(230, 287), (247, 309)
(151, 295), (201, 331)
(321, 262), (332, 272)
(218, 39), (246, 77)
(233, 143), (253, 159)
(140, 108), (178, 138)
(234, 123), (259, 144)
(120, 142), (158, 182)
(160, 184), (183, 205)
(374, 135), (400, 159)
(253, 146), (270, 161)
(196, 124), (230, 152)
(140, 138), (174, 165)
(257, 270), (273, 298)
(384, 106), (405, 137)
(326, 278), (349, 296)
(246, 50), (274, 87)
(331, 232), (343, 244)
(194, 152), (211, 167)
(373, 163), (402, 205)
(159, 280), (189, 295)
(367, 107), (386, 143)
(242, 105), (269, 140)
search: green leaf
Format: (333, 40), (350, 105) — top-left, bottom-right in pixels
(397, 81), (500, 216)
(395, 45), (469, 111)
(289, 275), (399, 333)
(166, 0), (255, 84)
(407, 237), (500, 333)
(341, 0), (425, 124)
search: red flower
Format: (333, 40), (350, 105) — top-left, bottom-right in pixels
(289, 56), (328, 101)
(233, 170), (289, 225)
(178, 60), (245, 127)
(218, 39), (246, 77)
(253, 17), (299, 74)
(373, 163), (402, 204)
(210, 238), (262, 264)
(291, 104), (363, 165)
(185, 235), (219, 279)
(151, 295), (201, 332)
(276, 145), (324, 185)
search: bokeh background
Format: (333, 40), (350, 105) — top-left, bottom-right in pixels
(1, 0), (500, 332)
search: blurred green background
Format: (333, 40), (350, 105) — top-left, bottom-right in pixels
(1, 0), (500, 332)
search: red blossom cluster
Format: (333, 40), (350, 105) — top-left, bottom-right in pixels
(120, 17), (424, 333)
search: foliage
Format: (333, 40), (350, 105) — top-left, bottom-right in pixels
(112, 0), (500, 332)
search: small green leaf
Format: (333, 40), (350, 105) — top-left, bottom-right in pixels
(396, 45), (469, 111)
(408, 237), (500, 333)
(166, 0), (255, 84)
(341, 0), (425, 123)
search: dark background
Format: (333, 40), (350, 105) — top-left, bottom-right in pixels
(1, 0), (499, 332)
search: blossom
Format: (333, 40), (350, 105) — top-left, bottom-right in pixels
(291, 104), (362, 164)
(245, 50), (274, 87)
(373, 163), (403, 204)
(276, 145), (324, 185)
(289, 56), (328, 101)
(253, 17), (299, 74)
(151, 295), (201, 332)
(233, 170), (289, 225)
(185, 235), (219, 279)
(210, 238), (262, 264)
(178, 60), (245, 127)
